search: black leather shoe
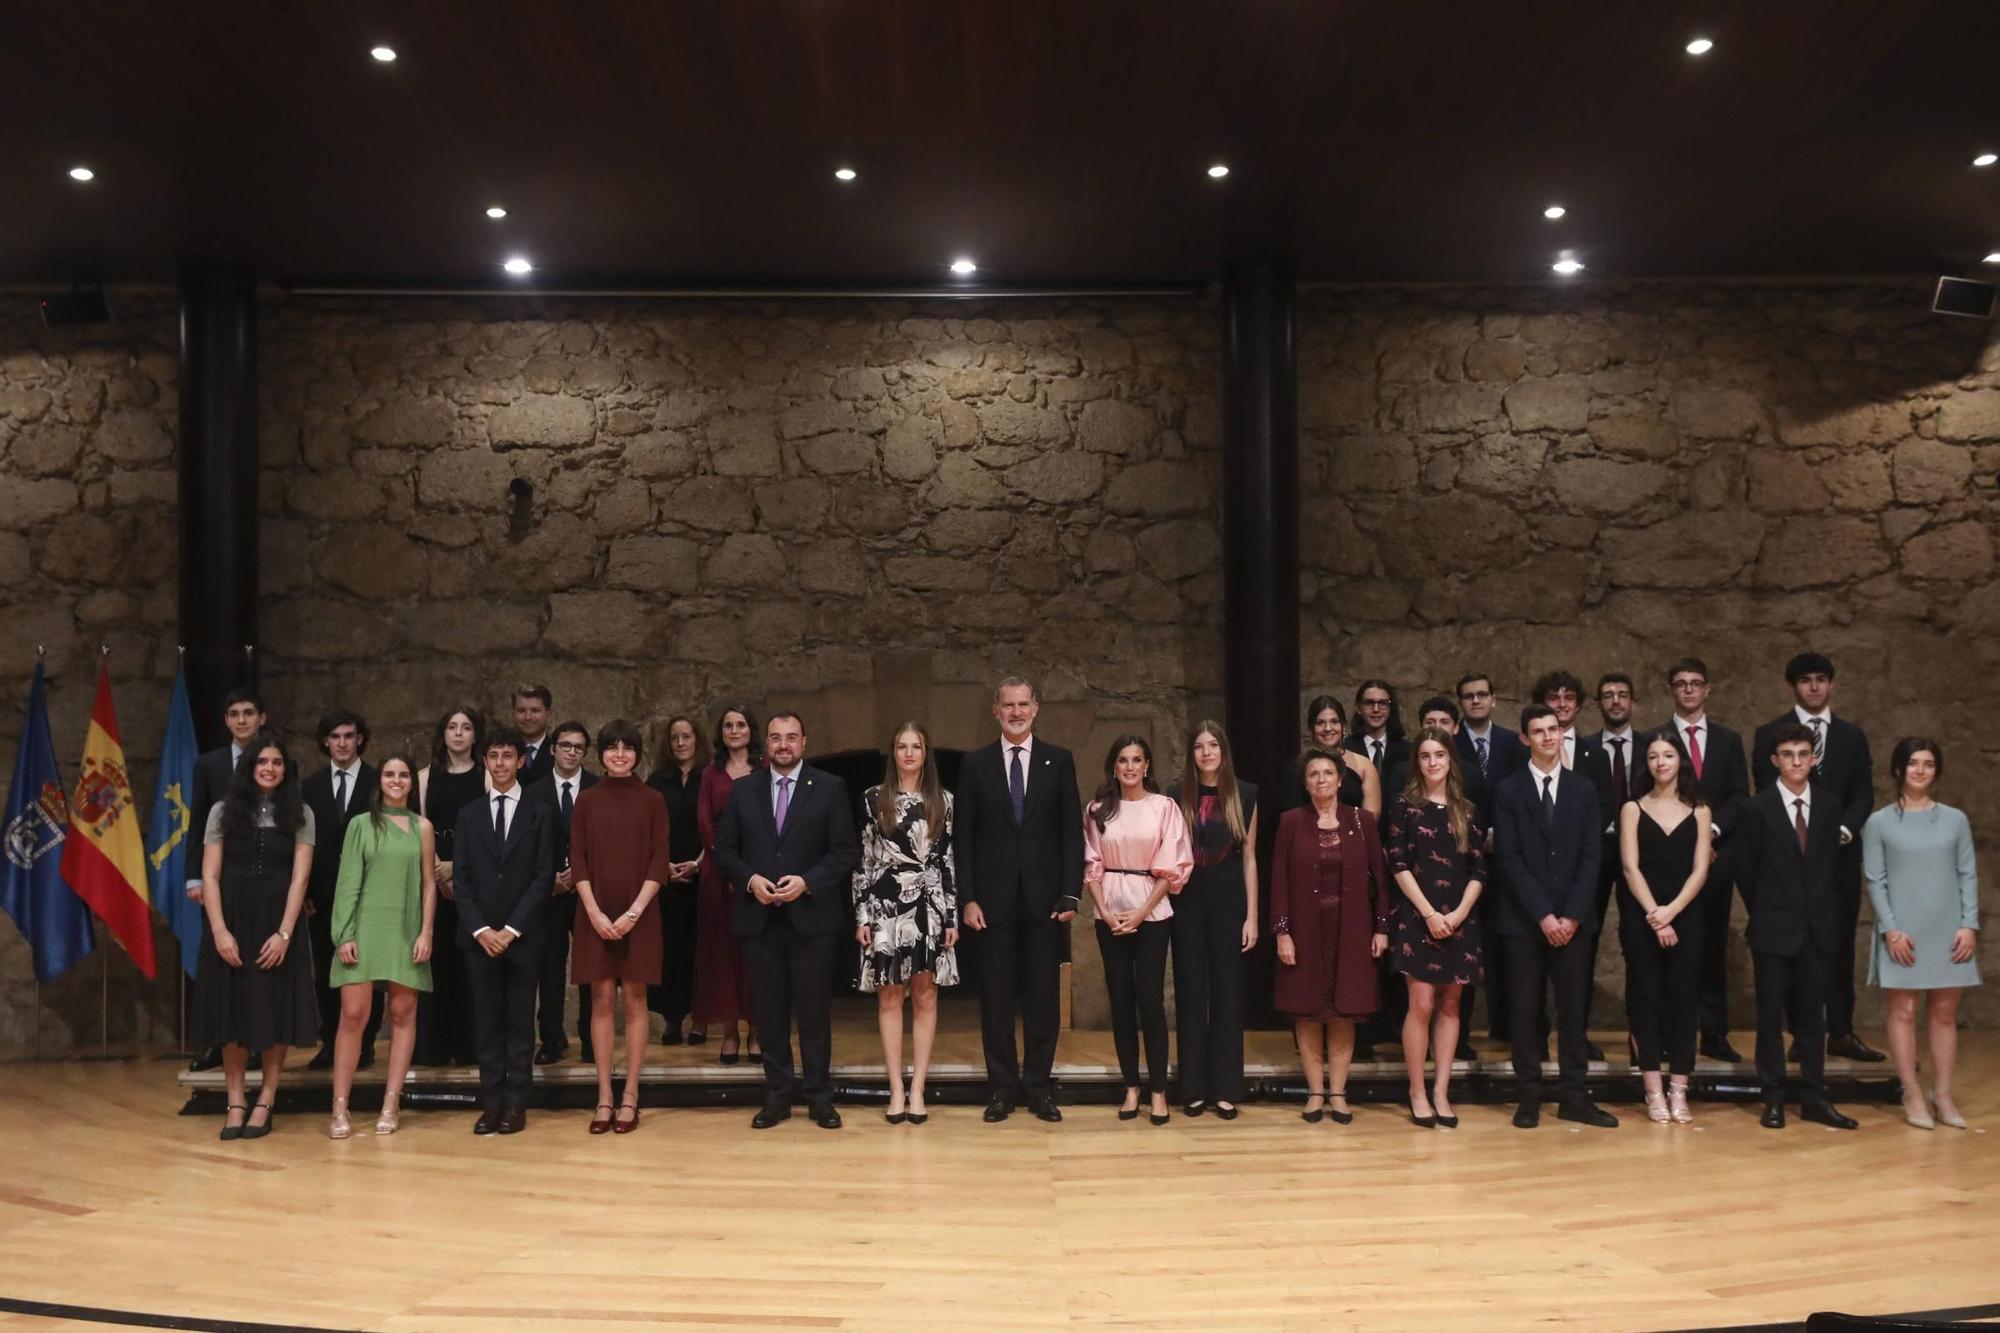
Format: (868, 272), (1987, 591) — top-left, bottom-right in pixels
(356, 1045), (376, 1070)
(496, 1108), (526, 1134)
(1700, 1036), (1745, 1063)
(1827, 1034), (1886, 1063)
(1513, 1101), (1541, 1129)
(473, 1108), (501, 1135)
(983, 1097), (1013, 1123)
(1213, 1103), (1240, 1121)
(1183, 1100), (1206, 1117)
(189, 1046), (223, 1073)
(751, 1103), (791, 1130)
(1584, 1041), (1606, 1062)
(305, 1045), (335, 1072)
(1029, 1096), (1063, 1123)
(1787, 1040), (1803, 1063)
(580, 1041), (595, 1064)
(1801, 1101), (1859, 1129)
(809, 1101), (842, 1129)
(1760, 1103), (1786, 1129)
(534, 1042), (566, 1066)
(1454, 1037), (1476, 1062)
(1558, 1100), (1619, 1128)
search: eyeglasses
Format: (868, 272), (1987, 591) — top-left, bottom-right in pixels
(1458, 689), (1492, 701)
(1671, 679), (1706, 690)
(553, 740), (587, 752)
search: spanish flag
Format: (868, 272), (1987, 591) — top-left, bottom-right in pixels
(59, 661), (157, 978)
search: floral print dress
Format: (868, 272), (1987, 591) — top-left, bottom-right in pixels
(853, 787), (959, 990)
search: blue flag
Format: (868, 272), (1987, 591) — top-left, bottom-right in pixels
(1, 661), (96, 982)
(146, 670), (204, 979)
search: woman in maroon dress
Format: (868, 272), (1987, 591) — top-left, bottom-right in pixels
(571, 718), (672, 1134)
(692, 704), (760, 1063)
(1272, 747), (1390, 1124)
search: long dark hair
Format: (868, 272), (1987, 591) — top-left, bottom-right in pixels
(1090, 734), (1158, 832)
(1890, 736), (1944, 808)
(1355, 678), (1405, 742)
(1642, 735), (1706, 810)
(649, 714), (710, 781)
(875, 720), (947, 834)
(710, 703), (763, 770)
(366, 752), (419, 840)
(1178, 719), (1246, 844)
(1401, 726), (1474, 853)
(429, 705), (486, 774)
(221, 733), (305, 839)
(1304, 694), (1345, 743)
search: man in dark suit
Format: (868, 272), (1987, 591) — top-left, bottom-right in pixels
(186, 687), (266, 1072)
(714, 710), (858, 1129)
(1750, 651), (1882, 1062)
(1736, 723), (1859, 1129)
(452, 727), (556, 1135)
(1456, 671), (1526, 1045)
(302, 709), (381, 1071)
(513, 684), (557, 787)
(1346, 679), (1411, 787)
(1660, 657), (1752, 1061)
(955, 676), (1083, 1123)
(1492, 704), (1615, 1128)
(1574, 672), (1646, 1055)
(524, 720), (598, 1065)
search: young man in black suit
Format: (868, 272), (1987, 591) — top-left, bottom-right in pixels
(955, 676), (1083, 1124)
(186, 687), (266, 1072)
(714, 710), (859, 1130)
(1574, 672), (1646, 1055)
(513, 684), (556, 787)
(1492, 704), (1616, 1128)
(1736, 724), (1859, 1129)
(524, 720), (598, 1065)
(1346, 679), (1410, 785)
(1456, 671), (1526, 1044)
(1660, 658), (1752, 1061)
(453, 727), (556, 1135)
(302, 709), (380, 1071)
(1750, 652), (1882, 1062)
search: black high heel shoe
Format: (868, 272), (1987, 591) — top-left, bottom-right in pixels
(1300, 1095), (1325, 1124)
(1327, 1094), (1354, 1125)
(1409, 1097), (1438, 1129)
(1149, 1102), (1170, 1127)
(242, 1100), (276, 1140)
(220, 1103), (247, 1141)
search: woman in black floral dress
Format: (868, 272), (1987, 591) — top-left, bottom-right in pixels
(1384, 727), (1486, 1129)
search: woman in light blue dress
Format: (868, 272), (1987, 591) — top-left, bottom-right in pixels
(1863, 737), (1980, 1130)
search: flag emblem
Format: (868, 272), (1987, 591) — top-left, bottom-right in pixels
(5, 781), (68, 871)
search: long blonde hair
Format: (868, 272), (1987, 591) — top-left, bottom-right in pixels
(1402, 726), (1474, 854)
(1177, 719), (1247, 843)
(876, 720), (947, 832)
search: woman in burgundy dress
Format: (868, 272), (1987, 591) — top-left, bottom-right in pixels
(1385, 727), (1486, 1129)
(571, 718), (672, 1134)
(1272, 747), (1390, 1125)
(692, 704), (760, 1063)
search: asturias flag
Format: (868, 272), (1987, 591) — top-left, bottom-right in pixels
(146, 670), (203, 979)
(59, 661), (157, 978)
(1, 661), (96, 982)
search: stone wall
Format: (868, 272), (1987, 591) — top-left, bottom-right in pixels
(1298, 282), (2000, 1025)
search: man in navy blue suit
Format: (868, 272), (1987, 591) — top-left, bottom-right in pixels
(1456, 672), (1525, 1045)
(1492, 704), (1616, 1129)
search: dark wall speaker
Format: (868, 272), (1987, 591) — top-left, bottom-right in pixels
(1933, 276), (1996, 319)
(39, 288), (113, 326)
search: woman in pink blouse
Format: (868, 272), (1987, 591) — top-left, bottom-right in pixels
(1084, 736), (1195, 1125)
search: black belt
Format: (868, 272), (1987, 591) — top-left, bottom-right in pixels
(1103, 867), (1152, 878)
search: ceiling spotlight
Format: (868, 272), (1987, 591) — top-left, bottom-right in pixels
(485, 206), (508, 219)
(1543, 204), (1566, 219)
(1552, 258), (1585, 276)
(503, 256), (533, 275)
(1985, 252), (2000, 265)
(834, 167), (858, 182)
(370, 45), (397, 62)
(1207, 164), (1230, 179)
(1685, 36), (1713, 55)
(949, 258), (977, 276)
(68, 166), (95, 182)
(1975, 153), (1998, 168)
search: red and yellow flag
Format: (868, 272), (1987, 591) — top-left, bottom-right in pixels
(59, 661), (156, 978)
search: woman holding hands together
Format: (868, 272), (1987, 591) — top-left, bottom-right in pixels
(1618, 736), (1712, 1124)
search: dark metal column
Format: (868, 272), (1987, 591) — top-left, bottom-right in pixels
(177, 265), (259, 744)
(1221, 257), (1300, 792)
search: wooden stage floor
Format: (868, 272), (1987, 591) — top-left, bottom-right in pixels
(1, 1030), (1996, 1333)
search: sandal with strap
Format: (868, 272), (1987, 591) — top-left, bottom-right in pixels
(1644, 1091), (1670, 1124)
(328, 1096), (352, 1140)
(220, 1103), (248, 1142)
(375, 1091), (402, 1136)
(243, 1100), (277, 1140)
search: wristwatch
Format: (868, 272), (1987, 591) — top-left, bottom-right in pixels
(277, 929), (291, 941)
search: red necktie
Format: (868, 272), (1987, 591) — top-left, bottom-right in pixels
(1793, 798), (1808, 855)
(1686, 725), (1704, 780)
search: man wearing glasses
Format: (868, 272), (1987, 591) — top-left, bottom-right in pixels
(525, 721), (599, 1065)
(1455, 673), (1525, 1044)
(1661, 658), (1751, 1062)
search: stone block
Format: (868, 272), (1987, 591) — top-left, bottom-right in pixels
(882, 416), (940, 481)
(36, 513), (121, 584)
(1134, 518), (1223, 581)
(1084, 530), (1136, 573)
(318, 524), (428, 599)
(976, 399), (1068, 445)
(1900, 520), (1993, 581)
(488, 394), (595, 448)
(1390, 383), (1504, 434)
(1502, 377), (1590, 433)
(1299, 379), (1377, 431)
(1327, 434), (1418, 493)
(0, 387), (53, 420)
(1754, 516), (1890, 588)
(605, 534), (701, 593)
(591, 480), (655, 535)
(1077, 399), (1154, 455)
(1301, 495), (1372, 575)
(1007, 453), (1105, 505)
(12, 424), (85, 475)
(264, 598), (397, 660)
(704, 532), (787, 589)
(544, 590), (660, 657)
(404, 601), (545, 656)
(1599, 510), (1766, 589)
(885, 555), (989, 592)
(798, 539), (869, 595)
(833, 481), (910, 535)
(1819, 452), (1892, 512)
(418, 447), (516, 511)
(708, 414), (783, 476)
(487, 514), (601, 591)
(622, 431), (694, 480)
(663, 476), (754, 532)
(1101, 460), (1207, 517)
(797, 431), (876, 475)
(0, 532), (28, 585)
(1463, 340), (1527, 382)
(92, 410), (173, 463)
(1588, 409), (1681, 461)
(1456, 433), (1548, 496)
(1936, 389), (2000, 442)
(1773, 399), (1908, 448)
(1667, 387), (1765, 440)
(927, 509), (1013, 552)
(1744, 450), (1831, 513)
(354, 397), (455, 446)
(1891, 438), (1972, 504)
(753, 477), (829, 531)
(1548, 456), (1673, 515)
(1373, 493), (1528, 579)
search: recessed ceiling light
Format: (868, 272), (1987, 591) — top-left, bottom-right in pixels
(1207, 164), (1230, 179)
(485, 206), (508, 219)
(1685, 36), (1713, 55)
(68, 166), (95, 182)
(503, 256), (533, 275)
(370, 45), (397, 62)
(1985, 252), (2000, 265)
(1543, 204), (1566, 219)
(950, 258), (977, 276)
(1975, 152), (1999, 168)
(1552, 258), (1585, 276)
(834, 167), (858, 182)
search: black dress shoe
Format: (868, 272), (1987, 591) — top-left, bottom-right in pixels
(1558, 1100), (1619, 1128)
(1326, 1096), (1354, 1125)
(189, 1046), (223, 1073)
(751, 1103), (792, 1129)
(1454, 1038), (1476, 1062)
(357, 1045), (376, 1070)
(1118, 1105), (1139, 1121)
(1436, 1113), (1459, 1129)
(661, 1028), (684, 1046)
(1029, 1096), (1063, 1123)
(242, 1102), (277, 1140)
(496, 1108), (526, 1134)
(983, 1097), (1013, 1123)
(1827, 1034), (1886, 1062)
(1214, 1103), (1240, 1121)
(1183, 1100), (1207, 1117)
(1513, 1101), (1542, 1129)
(580, 1042), (596, 1064)
(1801, 1101), (1859, 1129)
(305, 1045), (335, 1072)
(1700, 1036), (1745, 1063)
(685, 1029), (708, 1045)
(1149, 1111), (1170, 1126)
(1584, 1041), (1606, 1062)
(534, 1042), (566, 1066)
(809, 1101), (842, 1129)
(473, 1108), (501, 1135)
(1787, 1040), (1803, 1063)
(1760, 1103), (1786, 1129)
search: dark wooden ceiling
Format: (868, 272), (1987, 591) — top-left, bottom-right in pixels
(3, 0), (1997, 288)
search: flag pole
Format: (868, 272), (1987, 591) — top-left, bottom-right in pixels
(33, 644), (45, 1064)
(176, 643), (187, 1055)
(98, 643), (110, 1059)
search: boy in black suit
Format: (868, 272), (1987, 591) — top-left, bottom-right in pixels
(303, 709), (380, 1070)
(513, 684), (557, 787)
(524, 720), (598, 1065)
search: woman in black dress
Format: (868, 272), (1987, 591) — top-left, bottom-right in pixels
(646, 715), (707, 1044)
(191, 736), (318, 1140)
(1168, 720), (1258, 1119)
(417, 705), (485, 1065)
(1282, 696), (1381, 817)
(1384, 727), (1485, 1128)
(1618, 735), (1711, 1124)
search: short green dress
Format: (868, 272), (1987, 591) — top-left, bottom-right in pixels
(328, 812), (433, 992)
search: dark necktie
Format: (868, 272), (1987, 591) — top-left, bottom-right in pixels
(1793, 798), (1808, 854)
(1809, 717), (1826, 764)
(493, 792), (509, 841)
(334, 769), (348, 819)
(560, 780), (574, 822)
(1541, 774), (1556, 822)
(1371, 738), (1384, 767)
(1609, 737), (1628, 807)
(1009, 746), (1026, 822)
(1685, 725), (1704, 780)
(1475, 735), (1489, 774)
(775, 776), (793, 833)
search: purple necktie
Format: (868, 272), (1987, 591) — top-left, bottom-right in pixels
(775, 776), (793, 833)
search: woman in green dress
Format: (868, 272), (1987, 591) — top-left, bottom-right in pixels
(327, 755), (437, 1138)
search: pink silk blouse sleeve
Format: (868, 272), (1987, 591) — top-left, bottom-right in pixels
(1152, 797), (1195, 889)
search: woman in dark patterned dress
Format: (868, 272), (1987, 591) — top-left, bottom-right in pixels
(853, 721), (959, 1125)
(1385, 726), (1486, 1129)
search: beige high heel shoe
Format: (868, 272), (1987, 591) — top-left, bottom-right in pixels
(374, 1090), (402, 1136)
(1932, 1090), (1967, 1130)
(1902, 1090), (1936, 1130)
(1667, 1084), (1694, 1124)
(1644, 1090), (1670, 1123)
(328, 1096), (352, 1140)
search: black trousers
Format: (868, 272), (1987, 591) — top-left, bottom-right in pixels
(1825, 844), (1863, 1037)
(1580, 855), (1619, 1032)
(1754, 944), (1828, 1105)
(1169, 871), (1247, 1104)
(975, 909), (1065, 1102)
(1622, 897), (1704, 1075)
(1694, 847), (1738, 1040)
(310, 896), (381, 1049)
(416, 899), (478, 1065)
(1096, 919), (1169, 1093)
(534, 894), (592, 1048)
(648, 882), (699, 1026)
(1501, 932), (1592, 1104)
(741, 913), (837, 1103)
(462, 936), (538, 1111)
